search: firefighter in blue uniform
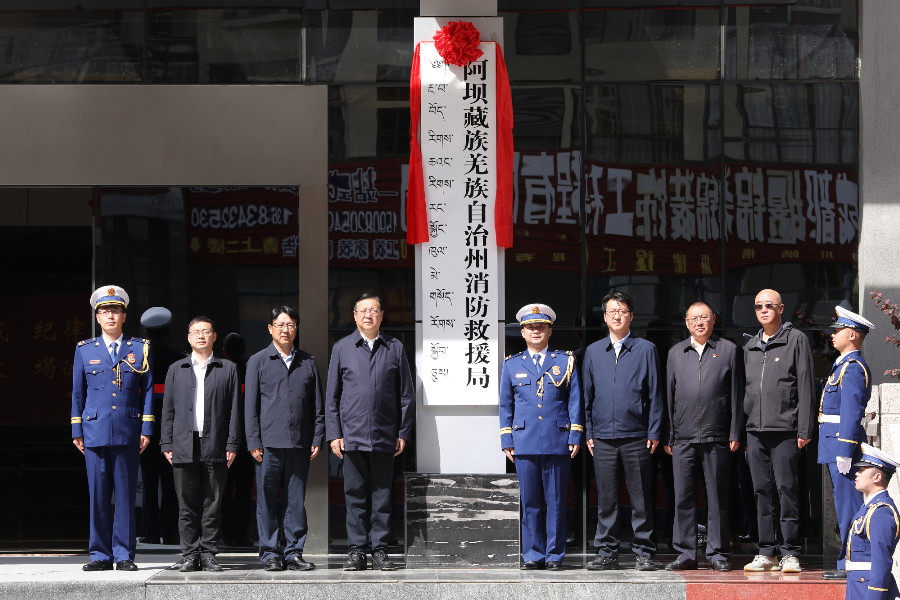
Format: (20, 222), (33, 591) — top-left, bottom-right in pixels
(500, 303), (584, 571)
(71, 285), (154, 571)
(845, 443), (900, 600)
(820, 305), (874, 580)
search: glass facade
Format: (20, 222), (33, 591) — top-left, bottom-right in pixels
(0, 0), (859, 556)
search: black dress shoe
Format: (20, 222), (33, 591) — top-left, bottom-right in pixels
(344, 549), (366, 571)
(264, 557), (285, 572)
(116, 560), (138, 571)
(285, 554), (316, 571)
(587, 556), (620, 570)
(200, 556), (223, 572)
(665, 558), (698, 571)
(547, 561), (563, 571)
(635, 556), (664, 571)
(371, 549), (395, 571)
(82, 560), (113, 572)
(822, 569), (847, 580)
(711, 560), (731, 572)
(180, 557), (200, 572)
(520, 560), (545, 570)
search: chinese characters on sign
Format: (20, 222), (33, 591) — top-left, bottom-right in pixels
(507, 151), (859, 275)
(0, 294), (85, 425)
(418, 41), (500, 406)
(185, 187), (300, 265)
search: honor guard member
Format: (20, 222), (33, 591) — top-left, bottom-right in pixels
(820, 306), (874, 580)
(845, 444), (900, 600)
(71, 286), (154, 572)
(499, 304), (584, 571)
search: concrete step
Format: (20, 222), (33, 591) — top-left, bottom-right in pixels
(0, 552), (850, 600)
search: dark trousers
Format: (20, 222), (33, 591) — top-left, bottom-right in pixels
(827, 461), (863, 569)
(84, 445), (140, 563)
(672, 441), (731, 563)
(255, 447), (312, 562)
(516, 454), (571, 563)
(343, 450), (394, 551)
(591, 437), (656, 557)
(746, 431), (801, 557)
(172, 435), (228, 559)
(139, 435), (178, 541)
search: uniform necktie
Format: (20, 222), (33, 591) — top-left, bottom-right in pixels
(109, 342), (118, 363)
(533, 354), (541, 368)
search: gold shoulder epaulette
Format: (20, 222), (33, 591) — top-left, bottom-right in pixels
(505, 351), (523, 361)
(76, 338), (94, 347)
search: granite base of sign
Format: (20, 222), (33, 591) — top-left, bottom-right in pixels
(405, 473), (520, 568)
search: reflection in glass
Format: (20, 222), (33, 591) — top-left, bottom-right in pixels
(723, 83), (858, 166)
(584, 8), (719, 82)
(0, 11), (144, 83)
(725, 2), (858, 81)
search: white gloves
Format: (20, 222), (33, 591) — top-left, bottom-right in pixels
(837, 456), (852, 475)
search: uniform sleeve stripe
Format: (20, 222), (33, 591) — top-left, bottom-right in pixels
(70, 417), (83, 424)
(837, 438), (859, 444)
(868, 587), (888, 592)
(499, 427), (513, 434)
(570, 424), (585, 432)
(142, 415), (155, 422)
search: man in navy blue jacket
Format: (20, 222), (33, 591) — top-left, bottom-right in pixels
(583, 291), (664, 571)
(245, 306), (325, 572)
(326, 293), (414, 571)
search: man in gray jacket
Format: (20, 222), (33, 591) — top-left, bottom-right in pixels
(664, 301), (743, 572)
(741, 289), (815, 573)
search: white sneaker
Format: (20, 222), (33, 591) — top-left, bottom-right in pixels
(779, 555), (801, 573)
(743, 555), (781, 571)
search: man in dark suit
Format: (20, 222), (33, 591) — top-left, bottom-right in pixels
(245, 306), (325, 572)
(663, 301), (743, 572)
(160, 316), (241, 572)
(499, 303), (583, 571)
(72, 285), (154, 572)
(326, 292), (414, 571)
(583, 291), (664, 571)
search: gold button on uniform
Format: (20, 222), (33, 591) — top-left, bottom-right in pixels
(112, 406), (117, 410)
(538, 416), (542, 420)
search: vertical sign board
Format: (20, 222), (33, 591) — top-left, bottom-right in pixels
(418, 40), (500, 406)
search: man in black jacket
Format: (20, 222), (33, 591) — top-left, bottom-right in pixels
(160, 316), (241, 572)
(663, 301), (743, 572)
(245, 306), (325, 572)
(741, 289), (815, 573)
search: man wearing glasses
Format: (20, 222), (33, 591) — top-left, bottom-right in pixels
(326, 293), (414, 571)
(663, 302), (743, 572)
(160, 317), (241, 572)
(742, 289), (815, 572)
(72, 285), (154, 572)
(583, 291), (664, 571)
(245, 306), (325, 571)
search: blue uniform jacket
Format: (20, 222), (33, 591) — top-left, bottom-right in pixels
(244, 343), (325, 451)
(583, 336), (664, 440)
(325, 331), (414, 452)
(499, 350), (584, 454)
(159, 356), (242, 464)
(818, 350), (870, 464)
(846, 490), (900, 600)
(71, 336), (154, 446)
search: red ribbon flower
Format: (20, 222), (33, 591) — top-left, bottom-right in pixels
(433, 20), (484, 66)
